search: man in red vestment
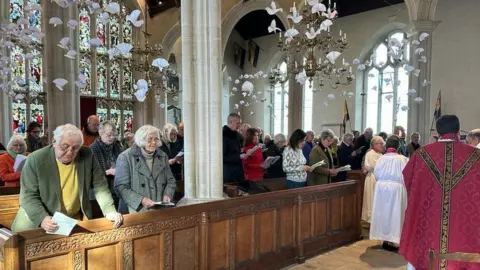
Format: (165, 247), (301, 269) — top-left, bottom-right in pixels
(400, 115), (480, 270)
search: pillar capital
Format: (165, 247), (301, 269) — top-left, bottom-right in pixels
(413, 20), (441, 33)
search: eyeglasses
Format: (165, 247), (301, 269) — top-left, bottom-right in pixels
(59, 143), (81, 153)
(147, 137), (160, 144)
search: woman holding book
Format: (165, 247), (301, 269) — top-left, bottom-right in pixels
(282, 129), (312, 189)
(241, 128), (265, 193)
(159, 123), (182, 180)
(308, 130), (336, 185)
(0, 135), (28, 187)
(114, 125), (177, 213)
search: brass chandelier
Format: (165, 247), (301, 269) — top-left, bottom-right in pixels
(277, 1), (355, 90)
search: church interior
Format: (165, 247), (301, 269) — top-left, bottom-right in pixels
(0, 0), (479, 269)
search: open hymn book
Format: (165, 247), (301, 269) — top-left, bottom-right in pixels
(310, 160), (326, 170)
(246, 145), (261, 156)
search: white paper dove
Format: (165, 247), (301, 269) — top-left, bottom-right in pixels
(227, 76), (232, 81)
(404, 65), (415, 72)
(235, 79), (240, 84)
(322, 8), (337, 19)
(284, 28), (299, 44)
(105, 2), (120, 14)
(75, 74), (87, 89)
(327, 93), (335, 100)
(414, 69), (421, 77)
(295, 71), (307, 85)
(268, 19), (281, 33)
(415, 48), (424, 55)
(407, 89), (416, 95)
(116, 43), (133, 55)
(152, 58), (169, 70)
(241, 81), (254, 92)
(308, 0), (319, 5)
(312, 3), (327, 14)
(414, 97), (423, 103)
(49, 17), (63, 27)
(353, 58), (361, 65)
(422, 79), (430, 87)
(326, 51), (341, 64)
(88, 38), (103, 47)
(385, 94), (393, 102)
(234, 104), (239, 110)
(134, 79), (149, 91)
(53, 78), (68, 90)
(127, 10), (144, 27)
(134, 89), (147, 102)
(266, 1), (283, 15)
(64, 49), (77, 59)
(419, 33), (429, 42)
(401, 105), (409, 111)
(305, 27), (321, 40)
(67, 20), (78, 30)
(232, 87), (238, 92)
(320, 19), (333, 32)
(287, 3), (303, 24)
(411, 40), (420, 46)
(419, 56), (427, 63)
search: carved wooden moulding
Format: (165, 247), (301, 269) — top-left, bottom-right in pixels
(25, 215), (197, 258)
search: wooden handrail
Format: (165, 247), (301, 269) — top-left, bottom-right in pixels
(429, 249), (480, 269)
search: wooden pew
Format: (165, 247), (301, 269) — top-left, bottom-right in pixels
(0, 187), (20, 229)
(0, 181), (362, 270)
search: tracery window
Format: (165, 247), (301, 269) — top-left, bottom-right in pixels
(362, 31), (410, 134)
(79, 7), (135, 137)
(272, 61), (288, 135)
(9, 0), (45, 135)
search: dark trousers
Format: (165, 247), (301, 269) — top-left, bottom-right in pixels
(286, 180), (306, 189)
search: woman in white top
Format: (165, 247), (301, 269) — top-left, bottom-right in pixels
(370, 135), (408, 250)
(362, 136), (384, 223)
(282, 129), (313, 189)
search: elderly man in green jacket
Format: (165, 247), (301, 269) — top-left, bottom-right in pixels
(12, 124), (123, 233)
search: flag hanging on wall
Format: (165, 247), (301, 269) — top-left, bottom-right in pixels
(342, 99), (350, 133)
(433, 90), (441, 120)
(248, 40), (260, 68)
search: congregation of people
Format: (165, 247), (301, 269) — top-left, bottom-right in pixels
(0, 112), (479, 269)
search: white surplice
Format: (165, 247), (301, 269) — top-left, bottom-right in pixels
(361, 149), (382, 223)
(369, 153), (408, 244)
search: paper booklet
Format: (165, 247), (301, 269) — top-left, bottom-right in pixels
(261, 156), (280, 168)
(310, 160), (326, 170)
(47, 212), (78, 236)
(334, 165), (352, 173)
(153, 201), (175, 206)
(246, 145), (260, 156)
(174, 151), (184, 159)
(148, 201), (175, 209)
(13, 154), (27, 173)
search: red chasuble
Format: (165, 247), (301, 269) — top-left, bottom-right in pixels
(399, 134), (480, 270)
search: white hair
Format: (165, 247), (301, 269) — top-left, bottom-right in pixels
(134, 125), (162, 148)
(343, 132), (354, 143)
(98, 120), (117, 135)
(273, 133), (286, 144)
(161, 123), (178, 144)
(370, 136), (384, 148)
(53, 124), (84, 145)
(7, 135), (27, 152)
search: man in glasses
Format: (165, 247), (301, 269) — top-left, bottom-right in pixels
(12, 124), (123, 233)
(25, 121), (47, 153)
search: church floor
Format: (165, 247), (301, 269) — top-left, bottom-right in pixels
(283, 240), (407, 270)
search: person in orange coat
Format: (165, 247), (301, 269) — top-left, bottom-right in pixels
(0, 135), (28, 187)
(82, 115), (100, 146)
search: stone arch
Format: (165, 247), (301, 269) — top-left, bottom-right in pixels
(221, 0), (290, 58)
(162, 22), (181, 57)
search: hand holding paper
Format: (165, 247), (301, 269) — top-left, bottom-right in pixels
(333, 165), (352, 173)
(260, 156), (280, 169)
(13, 154), (27, 172)
(46, 212), (78, 236)
(310, 160), (326, 170)
(246, 146), (260, 156)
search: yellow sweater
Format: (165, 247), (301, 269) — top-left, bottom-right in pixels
(56, 160), (81, 219)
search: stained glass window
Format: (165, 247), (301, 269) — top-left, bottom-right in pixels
(8, 0), (45, 135)
(362, 31), (410, 134)
(80, 5), (138, 138)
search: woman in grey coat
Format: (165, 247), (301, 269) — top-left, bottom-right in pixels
(114, 125), (177, 213)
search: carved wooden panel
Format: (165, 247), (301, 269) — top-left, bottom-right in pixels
(173, 227), (196, 270)
(314, 200), (328, 236)
(234, 215), (254, 264)
(133, 236), (161, 269)
(208, 221), (228, 269)
(330, 197), (342, 231)
(86, 244), (117, 269)
(279, 206), (294, 248)
(28, 254), (70, 269)
(300, 202), (313, 241)
(258, 210), (275, 255)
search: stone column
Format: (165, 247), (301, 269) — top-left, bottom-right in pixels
(178, 0), (224, 204)
(0, 0), (12, 144)
(44, 2), (80, 134)
(288, 57), (304, 135)
(407, 20), (440, 144)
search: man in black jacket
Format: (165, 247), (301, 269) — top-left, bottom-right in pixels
(336, 133), (361, 181)
(353, 127), (373, 170)
(223, 113), (247, 184)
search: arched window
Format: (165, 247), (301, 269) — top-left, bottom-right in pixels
(303, 79), (313, 131)
(272, 61), (288, 135)
(9, 0), (45, 135)
(79, 7), (135, 137)
(362, 31), (410, 134)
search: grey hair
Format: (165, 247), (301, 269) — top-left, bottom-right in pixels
(53, 124), (84, 145)
(162, 123), (178, 144)
(273, 133), (287, 144)
(98, 120), (117, 135)
(370, 136), (384, 148)
(410, 132), (420, 140)
(467, 129), (480, 140)
(320, 129), (335, 141)
(134, 125), (162, 148)
(364, 127), (373, 133)
(227, 113), (240, 123)
(342, 132), (354, 143)
(7, 135), (27, 152)
(306, 130), (315, 137)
